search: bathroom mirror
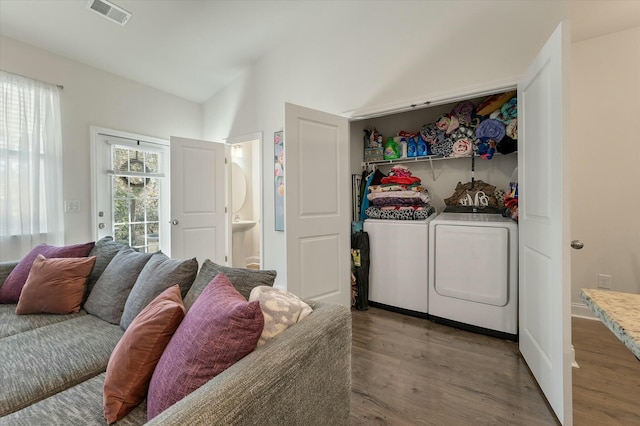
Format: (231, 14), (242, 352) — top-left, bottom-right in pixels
(232, 162), (247, 213)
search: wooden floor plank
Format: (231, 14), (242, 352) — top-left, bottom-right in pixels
(350, 308), (640, 425)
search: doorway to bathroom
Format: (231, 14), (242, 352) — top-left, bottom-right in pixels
(228, 133), (262, 269)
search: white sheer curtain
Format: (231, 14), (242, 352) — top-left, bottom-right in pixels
(0, 71), (63, 261)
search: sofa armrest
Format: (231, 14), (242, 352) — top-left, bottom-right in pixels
(147, 301), (351, 426)
(0, 261), (19, 289)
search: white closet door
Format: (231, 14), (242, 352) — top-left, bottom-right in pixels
(284, 103), (350, 306)
(518, 22), (572, 425)
(170, 137), (228, 264)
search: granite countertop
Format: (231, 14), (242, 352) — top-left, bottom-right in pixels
(580, 288), (640, 360)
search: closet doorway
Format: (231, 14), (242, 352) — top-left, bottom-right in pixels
(227, 133), (263, 269)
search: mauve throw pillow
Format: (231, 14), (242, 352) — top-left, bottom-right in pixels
(103, 285), (185, 424)
(16, 255), (97, 315)
(147, 273), (264, 420)
(0, 241), (95, 304)
(119, 252), (197, 330)
(84, 247), (153, 324)
(183, 260), (276, 310)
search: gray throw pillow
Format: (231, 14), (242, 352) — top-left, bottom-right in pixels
(84, 247), (153, 324)
(120, 252), (198, 330)
(183, 260), (276, 310)
(85, 237), (128, 301)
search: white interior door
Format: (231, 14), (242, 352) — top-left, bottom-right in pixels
(518, 22), (572, 425)
(284, 103), (350, 306)
(170, 137), (228, 264)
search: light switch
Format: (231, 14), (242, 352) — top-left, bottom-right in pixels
(64, 200), (80, 213)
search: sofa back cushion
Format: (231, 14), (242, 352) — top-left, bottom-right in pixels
(183, 260), (276, 309)
(103, 285), (185, 424)
(0, 242), (95, 304)
(16, 255), (97, 315)
(120, 252), (197, 330)
(84, 248), (152, 324)
(146, 273), (264, 420)
(86, 237), (128, 301)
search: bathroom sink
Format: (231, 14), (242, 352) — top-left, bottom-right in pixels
(232, 220), (256, 232)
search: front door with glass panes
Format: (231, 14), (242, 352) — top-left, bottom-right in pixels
(91, 129), (170, 254)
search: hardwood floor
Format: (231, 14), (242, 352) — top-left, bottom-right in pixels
(350, 308), (640, 425)
(572, 317), (640, 425)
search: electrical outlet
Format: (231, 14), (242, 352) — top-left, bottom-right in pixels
(64, 200), (80, 213)
(597, 274), (612, 289)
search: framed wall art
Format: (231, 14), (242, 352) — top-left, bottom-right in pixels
(274, 130), (284, 231)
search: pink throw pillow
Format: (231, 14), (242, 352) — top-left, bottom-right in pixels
(16, 254), (97, 315)
(0, 241), (95, 304)
(146, 273), (264, 420)
(103, 285), (185, 424)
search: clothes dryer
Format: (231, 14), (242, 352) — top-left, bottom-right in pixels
(428, 212), (518, 339)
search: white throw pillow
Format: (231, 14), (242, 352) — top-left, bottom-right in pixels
(249, 286), (313, 346)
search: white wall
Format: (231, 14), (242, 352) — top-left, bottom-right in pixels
(0, 36), (202, 250)
(202, 2), (567, 287)
(571, 26), (640, 307)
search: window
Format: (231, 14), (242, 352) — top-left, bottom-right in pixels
(0, 71), (63, 261)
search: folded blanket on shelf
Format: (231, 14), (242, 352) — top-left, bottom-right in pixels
(365, 206), (436, 221)
(368, 183), (425, 193)
(430, 137), (454, 158)
(367, 190), (431, 203)
(451, 100), (476, 126)
(380, 176), (421, 185)
(475, 119), (506, 143)
(420, 123), (444, 146)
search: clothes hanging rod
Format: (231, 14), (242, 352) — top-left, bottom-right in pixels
(0, 69), (64, 90)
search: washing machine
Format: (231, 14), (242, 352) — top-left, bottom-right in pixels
(428, 211), (518, 339)
(364, 215), (437, 317)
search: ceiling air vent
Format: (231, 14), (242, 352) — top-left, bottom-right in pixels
(86, 0), (132, 26)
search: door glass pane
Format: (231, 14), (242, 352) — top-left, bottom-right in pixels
(145, 152), (158, 173)
(113, 199), (130, 224)
(147, 198), (159, 222)
(114, 177), (129, 198)
(114, 224), (129, 246)
(131, 223), (146, 249)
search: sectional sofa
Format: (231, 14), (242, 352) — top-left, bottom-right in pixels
(0, 238), (351, 425)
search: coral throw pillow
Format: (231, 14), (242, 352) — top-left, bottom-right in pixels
(146, 273), (264, 420)
(103, 285), (185, 424)
(15, 254), (97, 315)
(0, 241), (95, 304)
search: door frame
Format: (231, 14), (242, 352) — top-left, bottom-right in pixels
(89, 126), (170, 251)
(225, 132), (264, 268)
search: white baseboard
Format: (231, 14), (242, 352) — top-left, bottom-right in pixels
(571, 302), (598, 320)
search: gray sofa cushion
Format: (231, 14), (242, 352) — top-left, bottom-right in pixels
(0, 261), (19, 289)
(85, 236), (128, 301)
(120, 252), (197, 330)
(0, 315), (123, 417)
(84, 247), (153, 324)
(0, 373), (147, 426)
(183, 260), (276, 309)
(0, 304), (87, 339)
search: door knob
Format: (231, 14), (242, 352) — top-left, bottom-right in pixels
(171, 219), (179, 225)
(571, 240), (584, 250)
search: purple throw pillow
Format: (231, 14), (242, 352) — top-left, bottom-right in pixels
(0, 242), (95, 304)
(146, 273), (264, 420)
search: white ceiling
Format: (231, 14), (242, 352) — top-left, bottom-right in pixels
(1, 0), (638, 104)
